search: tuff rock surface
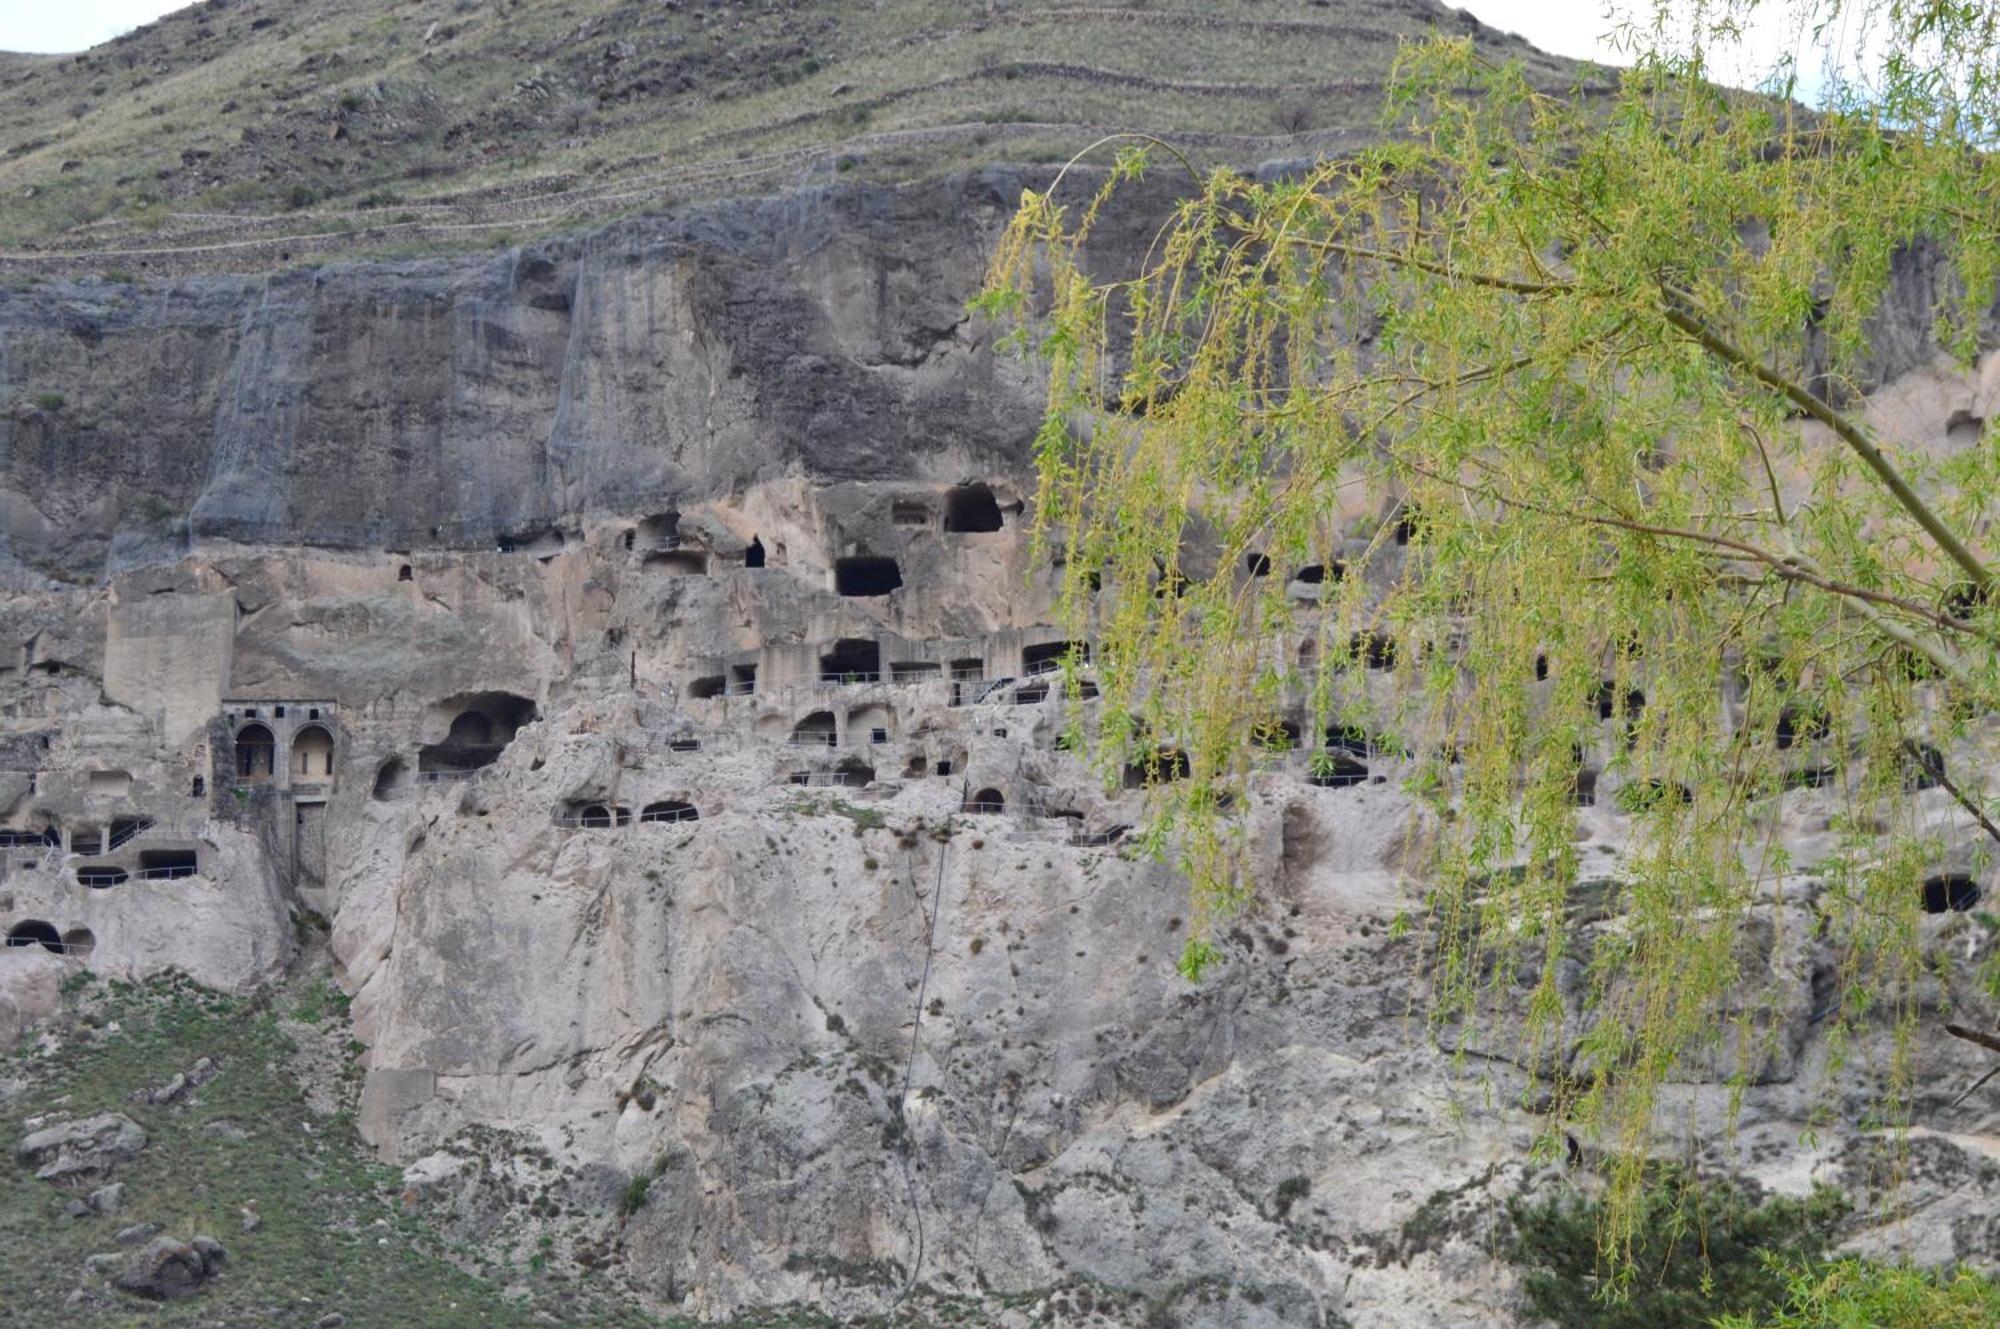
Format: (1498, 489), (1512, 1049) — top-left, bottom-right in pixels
(0, 168), (1997, 1325)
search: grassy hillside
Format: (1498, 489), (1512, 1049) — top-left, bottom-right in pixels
(0, 0), (1580, 266)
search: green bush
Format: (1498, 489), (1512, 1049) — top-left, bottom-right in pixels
(1718, 1258), (2000, 1328)
(1505, 1167), (1847, 1329)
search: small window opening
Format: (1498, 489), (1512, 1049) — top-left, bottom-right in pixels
(892, 500), (930, 526)
(1596, 683), (1645, 722)
(730, 664), (757, 695)
(1015, 684), (1048, 705)
(398, 565), (413, 581)
(275, 705), (286, 718)
(1534, 654), (1549, 682)
(1351, 631), (1397, 670)
(1618, 779), (1692, 812)
(869, 727), (888, 744)
(966, 788), (1006, 813)
(834, 556), (903, 597)
(1392, 505), (1419, 545)
(1922, 874), (1981, 913)
(745, 537), (766, 569)
(1571, 768), (1599, 807)
(640, 800), (699, 823)
(578, 804), (614, 829)
(669, 737), (702, 752)
(689, 675), (727, 700)
(1246, 553), (1271, 577)
(78, 865), (128, 889)
(60, 927), (94, 959)
(191, 776), (206, 797)
(935, 761), (953, 777)
(1774, 706), (1826, 751)
(1122, 748), (1191, 789)
(1293, 564), (1325, 585)
(1943, 581), (1990, 622)
(943, 483), (1004, 533)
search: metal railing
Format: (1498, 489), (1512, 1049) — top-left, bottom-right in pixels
(137, 865), (198, 881)
(106, 819), (155, 851)
(819, 670), (882, 685)
(788, 732), (837, 747)
(960, 800), (1006, 815)
(416, 769), (477, 784)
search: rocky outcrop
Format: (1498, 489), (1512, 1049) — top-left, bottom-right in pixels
(0, 163), (1998, 1326)
(110, 1233), (227, 1301)
(16, 1111), (146, 1182)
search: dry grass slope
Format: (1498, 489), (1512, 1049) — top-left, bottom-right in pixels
(0, 0), (1581, 269)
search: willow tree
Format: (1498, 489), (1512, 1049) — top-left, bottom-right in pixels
(979, 0), (2000, 1269)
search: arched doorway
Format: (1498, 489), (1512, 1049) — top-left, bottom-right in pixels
(292, 725), (335, 779)
(235, 723), (276, 781)
(5, 920), (62, 953)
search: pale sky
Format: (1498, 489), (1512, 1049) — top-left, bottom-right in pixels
(0, 0), (1849, 99)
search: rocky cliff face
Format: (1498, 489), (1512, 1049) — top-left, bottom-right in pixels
(3, 165), (1999, 1327)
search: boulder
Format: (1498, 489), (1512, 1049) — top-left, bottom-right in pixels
(110, 1234), (225, 1300)
(0, 948), (63, 1050)
(14, 1112), (146, 1182)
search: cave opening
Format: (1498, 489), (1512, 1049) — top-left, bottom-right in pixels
(943, 483), (1004, 533)
(5, 920), (62, 953)
(834, 556), (903, 597)
(1023, 641), (1088, 676)
(139, 850), (198, 880)
(1922, 874), (1981, 913)
(819, 639), (881, 683)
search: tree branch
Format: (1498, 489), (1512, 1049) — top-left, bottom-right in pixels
(1945, 1024), (2000, 1057)
(1656, 294), (1993, 591)
(1900, 739), (2000, 847)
